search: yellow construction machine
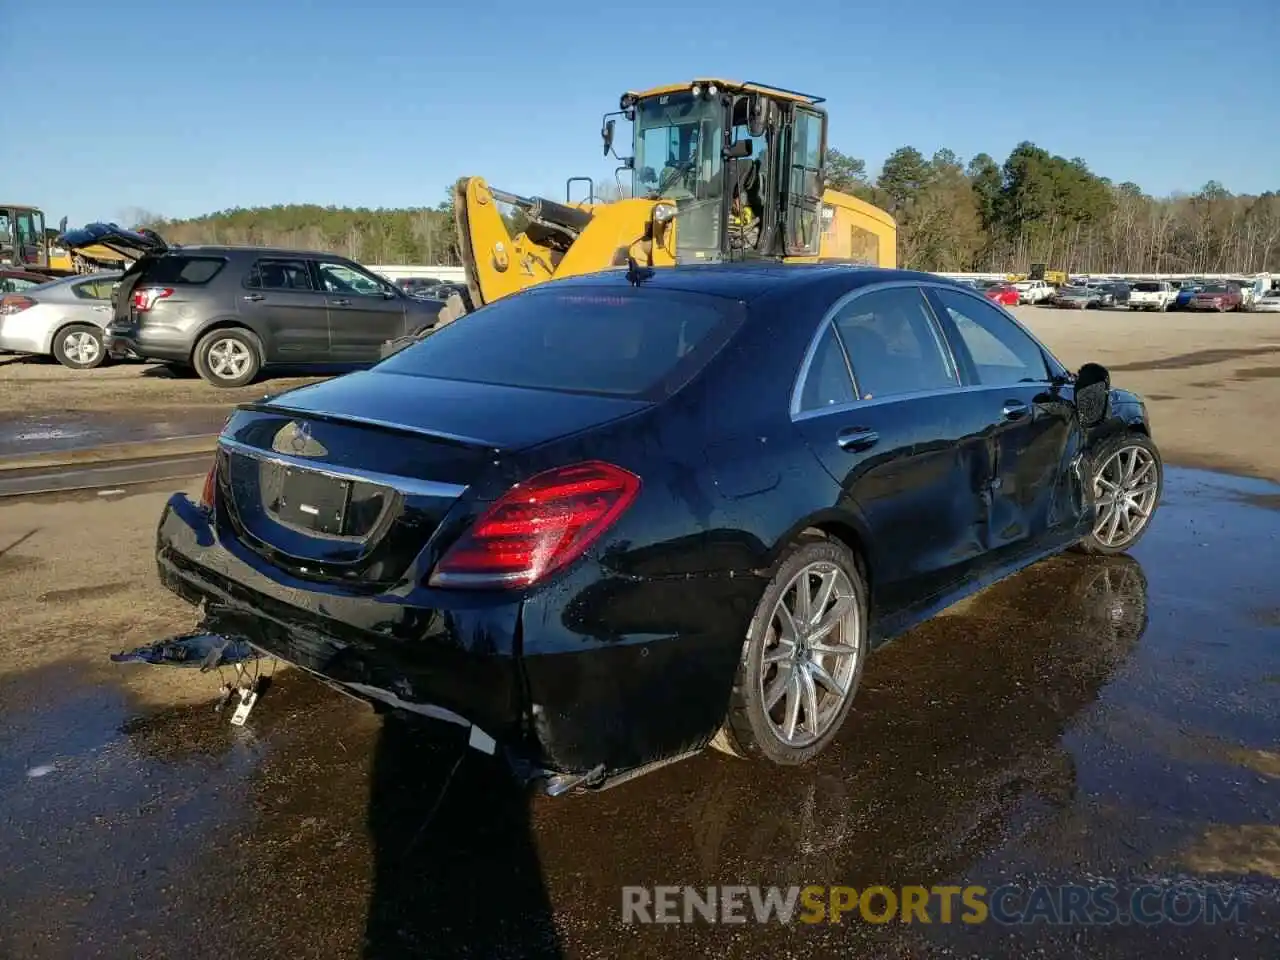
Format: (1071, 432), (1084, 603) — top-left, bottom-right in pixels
(0, 203), (129, 277)
(451, 79), (897, 313)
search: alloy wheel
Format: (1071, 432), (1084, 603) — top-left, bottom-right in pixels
(758, 561), (863, 748)
(207, 337), (251, 380)
(1092, 444), (1159, 548)
(62, 330), (100, 366)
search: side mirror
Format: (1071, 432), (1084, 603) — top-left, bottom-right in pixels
(1075, 362), (1111, 427)
(602, 118), (616, 157)
(724, 139), (753, 160)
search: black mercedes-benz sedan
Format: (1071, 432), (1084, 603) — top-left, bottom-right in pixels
(150, 264), (1163, 793)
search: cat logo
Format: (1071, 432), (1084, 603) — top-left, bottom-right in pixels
(271, 421), (328, 458)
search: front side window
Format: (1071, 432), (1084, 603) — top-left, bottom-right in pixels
(318, 262), (389, 296)
(831, 286), (958, 399)
(932, 288), (1049, 385)
(377, 286), (743, 400)
(247, 258), (315, 291)
(631, 92), (725, 261)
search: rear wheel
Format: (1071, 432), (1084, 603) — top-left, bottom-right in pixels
(712, 535), (868, 765)
(193, 328), (261, 388)
(1076, 433), (1163, 555)
(52, 324), (106, 370)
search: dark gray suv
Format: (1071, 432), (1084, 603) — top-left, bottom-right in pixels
(58, 223), (445, 387)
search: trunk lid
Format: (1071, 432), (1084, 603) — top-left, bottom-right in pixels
(57, 222), (169, 261)
(214, 371), (651, 587)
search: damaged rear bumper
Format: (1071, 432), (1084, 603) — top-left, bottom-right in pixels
(153, 493), (761, 794)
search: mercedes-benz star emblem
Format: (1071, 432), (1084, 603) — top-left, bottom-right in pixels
(271, 421), (328, 458)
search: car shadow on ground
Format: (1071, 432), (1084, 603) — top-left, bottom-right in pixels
(362, 717), (563, 959)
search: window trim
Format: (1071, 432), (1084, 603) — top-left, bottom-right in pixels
(790, 279), (1071, 422)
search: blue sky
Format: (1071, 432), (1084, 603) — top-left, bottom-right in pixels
(3, 0), (1275, 226)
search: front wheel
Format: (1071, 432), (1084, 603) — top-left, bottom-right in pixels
(711, 535), (869, 765)
(52, 324), (106, 370)
(193, 328), (261, 388)
(1076, 433), (1163, 555)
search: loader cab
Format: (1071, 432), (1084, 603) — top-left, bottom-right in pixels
(615, 80), (828, 264)
(0, 204), (48, 270)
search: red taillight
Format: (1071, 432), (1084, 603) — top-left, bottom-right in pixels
(0, 295), (35, 316)
(428, 461), (642, 589)
(133, 286), (174, 312)
(199, 459), (218, 508)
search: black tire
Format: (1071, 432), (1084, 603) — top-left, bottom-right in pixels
(51, 323), (106, 370)
(711, 533), (869, 765)
(193, 328), (261, 388)
(1074, 433), (1163, 556)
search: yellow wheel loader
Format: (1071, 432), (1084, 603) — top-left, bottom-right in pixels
(0, 204), (129, 277)
(447, 79), (897, 320)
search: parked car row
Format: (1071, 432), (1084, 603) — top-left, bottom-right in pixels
(953, 273), (1276, 315)
(0, 224), (448, 383)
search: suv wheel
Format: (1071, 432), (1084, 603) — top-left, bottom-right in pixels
(194, 328), (261, 388)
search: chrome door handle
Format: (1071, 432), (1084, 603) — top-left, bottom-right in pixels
(329, 298), (351, 307)
(837, 428), (879, 451)
(243, 294), (265, 302)
(1002, 401), (1029, 420)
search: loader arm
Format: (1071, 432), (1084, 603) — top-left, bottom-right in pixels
(452, 176), (674, 310)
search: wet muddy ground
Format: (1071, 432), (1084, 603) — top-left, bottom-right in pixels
(1, 467), (1278, 959)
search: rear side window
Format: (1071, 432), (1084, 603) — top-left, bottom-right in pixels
(831, 286), (959, 399)
(377, 287), (744, 400)
(140, 256), (226, 285)
(72, 278), (118, 300)
(246, 258), (315, 291)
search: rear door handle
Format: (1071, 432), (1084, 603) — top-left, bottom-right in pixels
(1002, 400), (1029, 420)
(329, 298), (351, 307)
(243, 294), (265, 302)
(837, 428), (879, 452)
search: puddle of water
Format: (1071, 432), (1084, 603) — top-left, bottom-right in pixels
(0, 410), (229, 458)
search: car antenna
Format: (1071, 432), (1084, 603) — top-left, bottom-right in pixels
(625, 255), (654, 286)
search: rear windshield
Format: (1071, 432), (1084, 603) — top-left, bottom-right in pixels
(1133, 281), (1161, 292)
(376, 286), (745, 400)
(138, 256), (227, 285)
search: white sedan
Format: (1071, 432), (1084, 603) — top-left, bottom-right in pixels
(0, 271), (122, 368)
(1254, 289), (1280, 313)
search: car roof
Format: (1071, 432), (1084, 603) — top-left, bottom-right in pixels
(160, 244), (360, 259)
(541, 263), (947, 301)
